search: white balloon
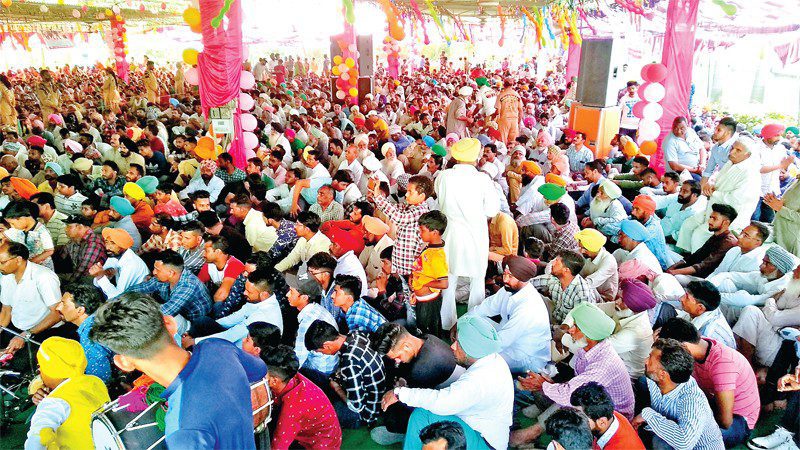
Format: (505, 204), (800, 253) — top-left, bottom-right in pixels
(642, 103), (663, 121)
(341, 72), (350, 81)
(643, 83), (666, 103)
(348, 44), (358, 52)
(638, 120), (661, 141)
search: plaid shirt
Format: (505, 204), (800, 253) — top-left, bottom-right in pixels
(373, 194), (429, 276)
(531, 273), (599, 322)
(310, 201), (345, 223)
(141, 230), (182, 253)
(296, 303), (339, 375)
(215, 168), (247, 184)
(91, 176), (125, 205)
(129, 270), (212, 321)
(65, 229), (107, 278)
(210, 273), (248, 319)
(345, 299), (386, 334)
(544, 221), (580, 259)
(336, 332), (386, 424)
(268, 219), (298, 258)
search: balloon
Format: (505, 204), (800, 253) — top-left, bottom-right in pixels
(341, 72), (350, 81)
(190, 23), (202, 33)
(721, 3), (737, 15)
(333, 55), (343, 65)
(40, 5), (48, 12)
(637, 82), (650, 101)
(638, 120), (661, 141)
(169, 98), (180, 107)
(632, 101), (646, 119)
(642, 102), (664, 121)
(183, 7), (201, 26)
(242, 132), (259, 150)
(72, 9), (80, 17)
(345, 58), (355, 68)
(643, 83), (666, 103)
(241, 113), (257, 132)
(336, 90), (346, 100)
(349, 77), (357, 85)
(105, 9), (113, 16)
(331, 66), (341, 76)
(641, 63), (667, 83)
(239, 93), (254, 111)
(112, 5), (121, 14)
(349, 88), (358, 97)
(348, 44), (358, 52)
(182, 49), (199, 65)
(240, 71), (255, 90)
(639, 141), (658, 156)
(1, 0), (12, 5)
(185, 68), (199, 85)
(338, 63), (348, 73)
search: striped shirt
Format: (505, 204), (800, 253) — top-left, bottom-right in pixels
(54, 192), (87, 216)
(296, 303), (339, 375)
(641, 377), (724, 450)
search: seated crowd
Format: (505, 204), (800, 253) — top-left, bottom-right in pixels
(3, 55), (800, 450)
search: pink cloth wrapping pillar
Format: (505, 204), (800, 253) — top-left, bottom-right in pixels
(566, 42), (581, 81)
(652, 0), (700, 176)
(196, 0), (246, 168)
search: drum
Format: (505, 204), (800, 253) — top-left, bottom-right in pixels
(91, 379), (274, 449)
(91, 399), (167, 450)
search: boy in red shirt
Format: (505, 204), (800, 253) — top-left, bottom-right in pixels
(570, 382), (645, 450)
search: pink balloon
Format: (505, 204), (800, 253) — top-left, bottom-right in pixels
(185, 68), (199, 86)
(239, 92), (255, 111)
(242, 45), (250, 62)
(637, 82), (650, 101)
(240, 71), (255, 90)
(241, 113), (257, 132)
(641, 63), (668, 83)
(632, 101), (646, 119)
(242, 131), (259, 150)
(245, 147), (257, 160)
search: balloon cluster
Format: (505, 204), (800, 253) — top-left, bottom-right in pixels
(181, 4), (203, 84)
(183, 5), (202, 33)
(331, 34), (359, 105)
(240, 69), (259, 151)
(1, 0), (11, 8)
(106, 15), (129, 81)
(383, 37), (401, 79)
(633, 63), (668, 151)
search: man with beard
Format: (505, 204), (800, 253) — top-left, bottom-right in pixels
(60, 214), (106, 282)
(624, 194), (674, 269)
(34, 162), (62, 194)
(91, 161), (125, 207)
(678, 138), (761, 253)
(90, 228), (148, 299)
(125, 163), (144, 183)
(464, 256), (550, 374)
(734, 264), (800, 369)
(701, 116), (738, 184)
(659, 180), (707, 242)
(181, 159), (224, 203)
(575, 229), (619, 302)
(137, 139), (168, 180)
(667, 203), (739, 283)
(35, 69), (60, 119)
(445, 86), (473, 139)
(570, 382), (645, 450)
(101, 134), (145, 175)
(716, 246), (798, 322)
(583, 178), (626, 239)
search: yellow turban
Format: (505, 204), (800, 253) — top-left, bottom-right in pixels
(545, 173), (567, 187)
(0, 167), (8, 179)
(520, 160), (542, 175)
(450, 138), (481, 162)
(178, 159), (199, 178)
(574, 228), (607, 253)
(123, 182), (145, 201)
(37, 337), (87, 379)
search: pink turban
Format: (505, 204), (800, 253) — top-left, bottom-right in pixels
(200, 159), (218, 173)
(617, 260), (659, 283)
(47, 114), (63, 126)
(537, 130), (553, 147)
(285, 129), (296, 140)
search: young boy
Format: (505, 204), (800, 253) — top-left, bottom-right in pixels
(26, 337), (111, 450)
(369, 246), (410, 322)
(241, 321), (282, 357)
(411, 210), (449, 336)
(370, 175), (433, 278)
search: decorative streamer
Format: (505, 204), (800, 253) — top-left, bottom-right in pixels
(569, 11), (582, 45)
(408, 0), (429, 45)
(498, 4), (505, 47)
(342, 0), (356, 24)
(543, 8), (555, 41)
(210, 0), (234, 28)
(424, 0), (449, 43)
(519, 14), (527, 43)
(578, 8), (596, 35)
(525, 7), (545, 48)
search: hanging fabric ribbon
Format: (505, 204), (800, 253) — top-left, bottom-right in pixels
(498, 4), (505, 47)
(342, 0), (356, 24)
(408, 0), (429, 45)
(424, 0), (449, 43)
(520, 14), (527, 44)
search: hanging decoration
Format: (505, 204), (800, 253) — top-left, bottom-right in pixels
(424, 0), (449, 43)
(109, 15), (129, 82)
(408, 0), (429, 45)
(634, 62), (668, 145)
(331, 1), (359, 106)
(498, 5), (505, 47)
(377, 0), (405, 41)
(519, 14), (527, 44)
(383, 36), (400, 79)
(342, 0), (356, 24)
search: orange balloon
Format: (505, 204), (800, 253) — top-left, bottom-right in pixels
(349, 76), (357, 85)
(190, 23), (202, 33)
(640, 140), (658, 156)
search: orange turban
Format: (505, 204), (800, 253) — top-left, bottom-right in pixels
(632, 194), (656, 216)
(520, 161), (542, 175)
(10, 177), (38, 200)
(102, 228), (134, 250)
(545, 173), (567, 187)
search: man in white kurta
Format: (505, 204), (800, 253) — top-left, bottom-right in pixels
(677, 138), (761, 253)
(436, 138), (500, 330)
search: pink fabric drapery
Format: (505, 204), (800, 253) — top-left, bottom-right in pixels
(653, 0), (700, 176)
(197, 0), (246, 168)
(566, 42), (582, 81)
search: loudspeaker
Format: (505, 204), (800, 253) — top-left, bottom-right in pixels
(329, 35), (373, 76)
(567, 103), (621, 159)
(576, 38), (625, 108)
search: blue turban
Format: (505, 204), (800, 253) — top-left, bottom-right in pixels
(620, 219), (650, 242)
(110, 196), (135, 216)
(422, 136), (435, 148)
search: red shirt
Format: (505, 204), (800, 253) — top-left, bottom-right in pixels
(149, 136), (165, 154)
(197, 256), (245, 284)
(271, 373), (342, 450)
(601, 411), (645, 450)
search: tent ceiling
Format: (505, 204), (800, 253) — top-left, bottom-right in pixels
(0, 0), (183, 26)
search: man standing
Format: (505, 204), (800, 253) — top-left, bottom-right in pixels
(755, 123), (792, 222)
(435, 138), (500, 330)
(494, 78), (523, 144)
(618, 81), (640, 139)
(445, 87), (473, 138)
(91, 293), (266, 449)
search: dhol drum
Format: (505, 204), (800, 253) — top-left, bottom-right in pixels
(91, 379), (274, 449)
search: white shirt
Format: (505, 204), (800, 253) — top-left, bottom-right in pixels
(337, 183), (362, 207)
(467, 284), (551, 373)
(197, 295), (283, 346)
(396, 353), (514, 450)
(629, 243), (663, 274)
(0, 262), (61, 330)
(760, 142), (788, 195)
(708, 246), (767, 280)
(581, 248), (619, 301)
(607, 311), (654, 378)
(295, 302), (338, 369)
(339, 159), (364, 186)
(93, 249), (149, 300)
(243, 208), (277, 253)
(181, 175), (225, 203)
(334, 250), (368, 297)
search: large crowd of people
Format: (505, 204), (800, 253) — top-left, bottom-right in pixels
(1, 50), (800, 450)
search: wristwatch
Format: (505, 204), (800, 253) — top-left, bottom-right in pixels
(19, 331), (30, 340)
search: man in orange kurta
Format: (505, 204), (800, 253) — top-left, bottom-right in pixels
(494, 79), (524, 145)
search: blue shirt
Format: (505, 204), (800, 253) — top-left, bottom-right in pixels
(129, 270), (212, 321)
(702, 134), (737, 178)
(77, 315), (114, 382)
(345, 298), (386, 333)
(162, 339), (267, 450)
(642, 215), (672, 269)
(663, 132), (700, 172)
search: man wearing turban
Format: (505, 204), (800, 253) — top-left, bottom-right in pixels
(445, 86), (473, 139)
